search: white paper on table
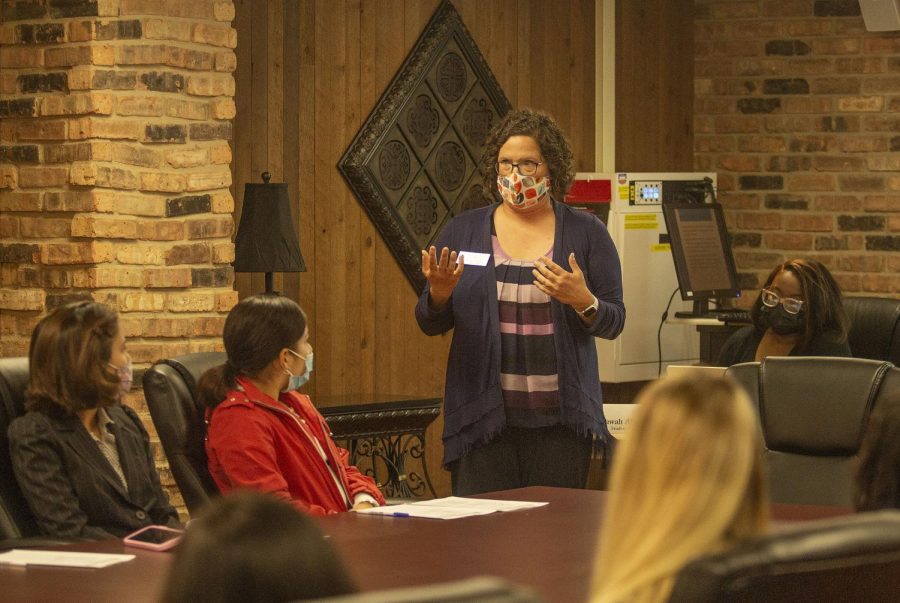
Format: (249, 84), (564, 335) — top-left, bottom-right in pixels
(355, 503), (496, 520)
(414, 496), (548, 512)
(356, 497), (548, 519)
(0, 550), (135, 568)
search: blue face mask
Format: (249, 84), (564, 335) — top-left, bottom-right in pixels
(283, 349), (314, 392)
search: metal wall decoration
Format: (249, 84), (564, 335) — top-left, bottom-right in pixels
(323, 398), (442, 499)
(338, 0), (512, 293)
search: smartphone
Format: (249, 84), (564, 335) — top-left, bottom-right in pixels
(122, 525), (184, 551)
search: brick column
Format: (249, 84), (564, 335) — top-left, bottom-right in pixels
(0, 0), (237, 512)
(694, 1), (899, 297)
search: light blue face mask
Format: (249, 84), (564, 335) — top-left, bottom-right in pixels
(283, 349), (314, 392)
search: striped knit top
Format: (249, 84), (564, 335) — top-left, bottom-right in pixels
(492, 227), (561, 428)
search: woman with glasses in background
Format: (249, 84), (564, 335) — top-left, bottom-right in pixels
(415, 108), (625, 495)
(717, 258), (850, 367)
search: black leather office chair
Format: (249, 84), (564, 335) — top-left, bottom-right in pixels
(668, 509), (900, 603)
(844, 296), (900, 365)
(303, 576), (543, 603)
(0, 357), (77, 549)
(727, 357), (900, 506)
(142, 352), (226, 514)
(0, 357), (40, 540)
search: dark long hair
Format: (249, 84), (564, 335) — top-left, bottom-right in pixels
(196, 294), (307, 409)
(161, 491), (355, 603)
(25, 301), (121, 417)
(479, 108), (575, 203)
(856, 393), (900, 511)
(749, 258), (847, 350)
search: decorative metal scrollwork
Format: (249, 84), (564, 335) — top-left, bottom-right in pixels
(457, 183), (489, 214)
(379, 141), (411, 190)
(340, 434), (435, 499)
(436, 52), (467, 101)
(407, 95), (441, 148)
(338, 0), (511, 293)
(435, 142), (466, 191)
(462, 98), (494, 149)
(322, 398), (441, 500)
(406, 186), (438, 235)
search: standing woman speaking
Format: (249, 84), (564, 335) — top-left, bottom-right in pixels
(415, 108), (625, 495)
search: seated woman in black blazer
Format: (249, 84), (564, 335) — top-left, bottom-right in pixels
(8, 301), (180, 539)
(717, 258), (850, 367)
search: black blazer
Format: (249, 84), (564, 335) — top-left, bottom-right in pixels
(8, 404), (180, 539)
(716, 326), (852, 367)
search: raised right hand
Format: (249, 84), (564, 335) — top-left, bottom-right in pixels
(421, 246), (464, 310)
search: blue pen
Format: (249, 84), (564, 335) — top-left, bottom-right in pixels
(391, 512), (410, 517)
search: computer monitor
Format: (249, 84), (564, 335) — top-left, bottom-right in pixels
(661, 201), (741, 318)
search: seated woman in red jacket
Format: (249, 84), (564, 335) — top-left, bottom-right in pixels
(197, 295), (384, 515)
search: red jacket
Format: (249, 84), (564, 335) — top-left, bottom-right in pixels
(206, 377), (385, 515)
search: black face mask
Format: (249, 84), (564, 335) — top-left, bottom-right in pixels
(761, 304), (804, 335)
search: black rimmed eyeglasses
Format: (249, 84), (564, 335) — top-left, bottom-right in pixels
(496, 160), (543, 176)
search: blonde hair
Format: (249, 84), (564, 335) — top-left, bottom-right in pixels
(591, 376), (769, 603)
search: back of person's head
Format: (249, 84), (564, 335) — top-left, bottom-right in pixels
(197, 294), (307, 409)
(162, 490), (355, 603)
(856, 392), (900, 511)
(25, 301), (121, 417)
(750, 257), (846, 348)
(592, 376), (769, 603)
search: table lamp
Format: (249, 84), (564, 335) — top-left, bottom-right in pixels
(233, 172), (306, 294)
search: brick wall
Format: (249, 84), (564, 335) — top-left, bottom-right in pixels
(0, 0), (238, 512)
(694, 0), (900, 298)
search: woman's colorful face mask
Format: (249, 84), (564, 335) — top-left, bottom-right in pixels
(496, 172), (551, 209)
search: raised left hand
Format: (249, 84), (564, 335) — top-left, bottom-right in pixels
(533, 252), (595, 310)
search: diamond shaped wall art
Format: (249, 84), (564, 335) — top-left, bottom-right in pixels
(338, 0), (511, 293)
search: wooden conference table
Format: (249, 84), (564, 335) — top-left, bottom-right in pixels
(0, 487), (851, 603)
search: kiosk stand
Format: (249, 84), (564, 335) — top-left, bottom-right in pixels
(566, 172), (719, 382)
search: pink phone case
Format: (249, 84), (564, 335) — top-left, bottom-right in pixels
(122, 525), (184, 551)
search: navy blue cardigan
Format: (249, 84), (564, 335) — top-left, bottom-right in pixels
(415, 202), (625, 465)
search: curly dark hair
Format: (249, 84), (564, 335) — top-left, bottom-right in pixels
(479, 108), (575, 204)
(749, 258), (847, 350)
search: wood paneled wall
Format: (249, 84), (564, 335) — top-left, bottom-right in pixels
(232, 0), (597, 495)
(615, 0), (694, 171)
(233, 0), (299, 300)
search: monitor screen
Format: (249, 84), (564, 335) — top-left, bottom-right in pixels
(661, 202), (740, 315)
(662, 179), (709, 205)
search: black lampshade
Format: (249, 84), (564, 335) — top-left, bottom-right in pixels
(234, 174), (306, 284)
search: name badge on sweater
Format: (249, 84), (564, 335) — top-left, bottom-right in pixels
(458, 251), (489, 266)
